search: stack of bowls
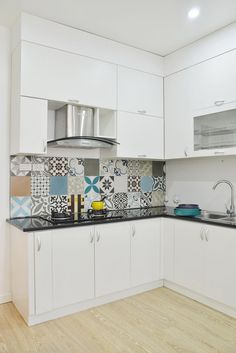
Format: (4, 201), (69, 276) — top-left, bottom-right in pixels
(174, 204), (201, 217)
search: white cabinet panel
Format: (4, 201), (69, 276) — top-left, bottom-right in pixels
(11, 96), (48, 155)
(118, 66), (163, 117)
(131, 219), (161, 287)
(21, 41), (117, 109)
(52, 227), (94, 308)
(34, 231), (53, 315)
(205, 225), (236, 308)
(95, 223), (130, 297)
(117, 111), (163, 159)
(173, 220), (205, 294)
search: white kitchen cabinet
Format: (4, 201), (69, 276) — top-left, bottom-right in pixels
(34, 231), (53, 314)
(11, 96), (48, 155)
(165, 49), (236, 159)
(20, 41), (117, 110)
(118, 66), (163, 117)
(116, 111), (164, 159)
(95, 222), (130, 297)
(173, 220), (205, 294)
(131, 219), (161, 287)
(52, 227), (95, 308)
(204, 225), (236, 309)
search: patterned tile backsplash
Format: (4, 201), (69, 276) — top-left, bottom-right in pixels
(10, 156), (166, 217)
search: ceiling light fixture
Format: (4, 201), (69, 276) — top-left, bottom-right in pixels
(188, 7), (200, 19)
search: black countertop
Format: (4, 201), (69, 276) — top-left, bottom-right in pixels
(7, 207), (236, 232)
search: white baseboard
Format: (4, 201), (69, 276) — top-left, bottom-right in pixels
(164, 280), (236, 319)
(27, 280), (164, 326)
(0, 293), (12, 304)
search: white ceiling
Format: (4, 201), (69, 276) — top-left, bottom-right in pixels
(1, 0), (236, 55)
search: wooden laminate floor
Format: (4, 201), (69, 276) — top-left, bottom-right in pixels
(0, 288), (236, 353)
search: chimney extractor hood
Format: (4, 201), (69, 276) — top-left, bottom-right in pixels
(47, 104), (119, 149)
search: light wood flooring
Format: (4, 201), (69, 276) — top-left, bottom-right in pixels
(1, 288), (236, 353)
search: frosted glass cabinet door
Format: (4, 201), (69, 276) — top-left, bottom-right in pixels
(117, 111), (164, 159)
(118, 66), (163, 117)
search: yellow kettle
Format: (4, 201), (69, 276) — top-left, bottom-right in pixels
(91, 198), (105, 211)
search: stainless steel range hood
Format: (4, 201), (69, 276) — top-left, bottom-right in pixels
(48, 104), (119, 149)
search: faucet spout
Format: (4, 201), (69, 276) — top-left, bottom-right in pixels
(212, 179), (235, 216)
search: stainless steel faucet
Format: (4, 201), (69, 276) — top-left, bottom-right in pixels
(212, 179), (235, 216)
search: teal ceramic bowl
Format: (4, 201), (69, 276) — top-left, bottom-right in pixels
(174, 208), (201, 217)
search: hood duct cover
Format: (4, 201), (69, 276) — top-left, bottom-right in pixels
(48, 104), (119, 149)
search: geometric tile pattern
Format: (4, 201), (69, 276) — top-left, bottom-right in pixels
(68, 158), (84, 176)
(31, 176), (50, 196)
(10, 156), (31, 176)
(128, 176), (141, 192)
(50, 195), (68, 213)
(140, 192), (152, 208)
(100, 176), (114, 194)
(10, 196), (32, 217)
(49, 157), (68, 176)
(9, 157), (165, 216)
(31, 196), (50, 215)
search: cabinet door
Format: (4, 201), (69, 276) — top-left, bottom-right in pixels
(95, 223), (130, 297)
(11, 96), (48, 155)
(34, 231), (53, 314)
(117, 111), (163, 159)
(204, 225), (236, 308)
(21, 41), (117, 109)
(131, 219), (161, 287)
(173, 220), (205, 294)
(165, 71), (195, 159)
(118, 66), (163, 117)
(52, 227), (95, 308)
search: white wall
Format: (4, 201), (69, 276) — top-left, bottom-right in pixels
(0, 26), (10, 303)
(166, 156), (236, 213)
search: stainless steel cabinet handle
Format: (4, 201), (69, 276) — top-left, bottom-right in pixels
(90, 230), (94, 243)
(96, 232), (100, 242)
(137, 110), (147, 114)
(43, 140), (47, 153)
(214, 100), (225, 106)
(184, 148), (188, 157)
(200, 228), (204, 241)
(205, 229), (209, 242)
(132, 225), (136, 237)
(214, 150), (225, 155)
(137, 154), (147, 158)
(68, 99), (79, 104)
(37, 235), (41, 252)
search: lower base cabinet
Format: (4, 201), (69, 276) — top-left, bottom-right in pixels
(166, 219), (236, 310)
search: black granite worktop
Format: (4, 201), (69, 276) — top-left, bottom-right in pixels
(7, 206), (236, 232)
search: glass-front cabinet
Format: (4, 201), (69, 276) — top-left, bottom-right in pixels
(193, 102), (236, 157)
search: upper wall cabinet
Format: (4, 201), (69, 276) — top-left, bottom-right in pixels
(118, 66), (163, 117)
(165, 49), (236, 159)
(20, 41), (117, 110)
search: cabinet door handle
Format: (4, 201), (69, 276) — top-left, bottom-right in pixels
(43, 140), (47, 153)
(137, 110), (147, 114)
(68, 99), (79, 104)
(132, 225), (136, 237)
(200, 228), (204, 241)
(137, 154), (147, 158)
(90, 230), (94, 243)
(37, 235), (41, 252)
(184, 148), (188, 157)
(214, 100), (225, 106)
(214, 150), (225, 155)
(96, 232), (100, 242)
(205, 229), (209, 242)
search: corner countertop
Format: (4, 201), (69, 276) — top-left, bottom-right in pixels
(7, 207), (236, 232)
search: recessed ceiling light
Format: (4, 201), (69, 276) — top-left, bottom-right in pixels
(188, 7), (200, 19)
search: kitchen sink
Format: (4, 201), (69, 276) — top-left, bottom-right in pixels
(219, 216), (236, 223)
(200, 211), (227, 220)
